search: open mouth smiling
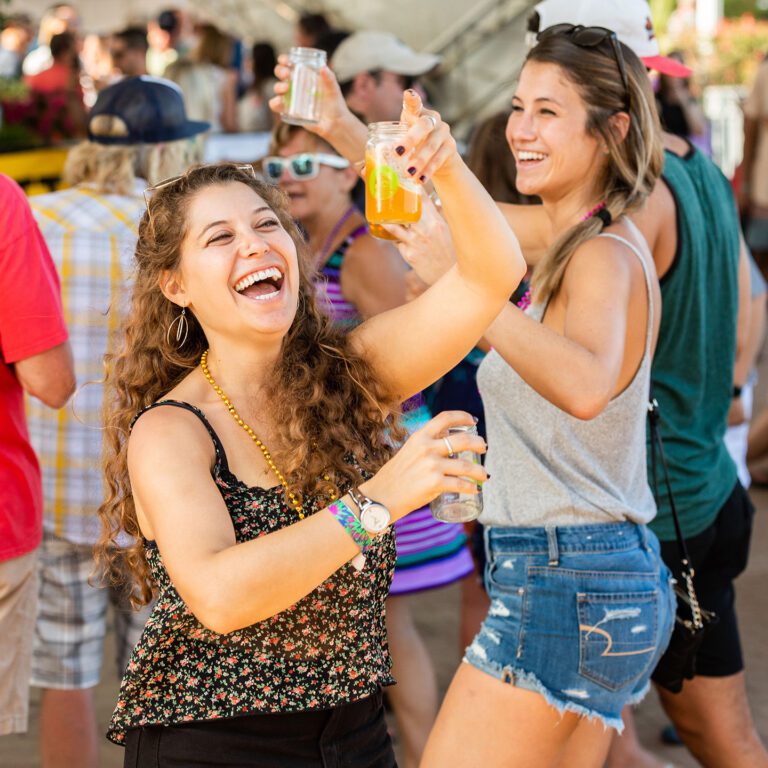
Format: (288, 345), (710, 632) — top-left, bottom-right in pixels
(234, 266), (285, 301)
(516, 150), (548, 165)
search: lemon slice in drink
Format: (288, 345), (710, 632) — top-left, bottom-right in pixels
(368, 164), (399, 201)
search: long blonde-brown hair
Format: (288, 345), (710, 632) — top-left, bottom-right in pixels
(98, 163), (402, 604)
(526, 34), (664, 302)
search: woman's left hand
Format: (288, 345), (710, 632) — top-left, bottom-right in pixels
(398, 90), (460, 184)
(383, 194), (457, 286)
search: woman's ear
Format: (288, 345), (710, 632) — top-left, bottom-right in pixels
(159, 270), (188, 307)
(608, 111), (631, 144)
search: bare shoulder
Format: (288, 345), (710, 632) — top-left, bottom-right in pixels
(562, 234), (635, 299)
(345, 232), (401, 268)
(128, 403), (215, 476)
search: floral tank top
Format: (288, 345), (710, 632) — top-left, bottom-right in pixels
(107, 400), (396, 745)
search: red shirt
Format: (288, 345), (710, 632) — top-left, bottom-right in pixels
(25, 61), (77, 93)
(0, 175), (68, 561)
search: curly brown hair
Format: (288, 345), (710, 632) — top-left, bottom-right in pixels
(98, 163), (403, 605)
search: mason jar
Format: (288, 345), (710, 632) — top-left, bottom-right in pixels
(430, 425), (483, 523)
(365, 121), (422, 238)
(283, 47), (326, 126)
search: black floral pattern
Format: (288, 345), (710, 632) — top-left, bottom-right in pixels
(108, 402), (396, 745)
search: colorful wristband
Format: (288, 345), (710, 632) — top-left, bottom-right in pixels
(328, 500), (375, 554)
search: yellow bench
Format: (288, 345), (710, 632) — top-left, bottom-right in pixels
(0, 146), (70, 195)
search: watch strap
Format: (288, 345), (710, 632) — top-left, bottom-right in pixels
(348, 486), (370, 513)
(329, 499), (374, 554)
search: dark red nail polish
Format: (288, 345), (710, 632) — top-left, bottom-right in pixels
(419, 174), (427, 182)
(395, 146), (405, 155)
(407, 166), (416, 175)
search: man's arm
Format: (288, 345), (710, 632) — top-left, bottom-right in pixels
(0, 175), (73, 409)
(13, 341), (75, 408)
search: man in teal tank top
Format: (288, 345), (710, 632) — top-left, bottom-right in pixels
(524, 3), (766, 767)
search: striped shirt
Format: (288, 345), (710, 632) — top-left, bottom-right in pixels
(26, 182), (145, 545)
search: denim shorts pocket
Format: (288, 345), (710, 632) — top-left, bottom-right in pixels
(486, 553), (525, 594)
(578, 589), (660, 691)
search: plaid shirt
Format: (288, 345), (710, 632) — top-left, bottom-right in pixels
(26, 182), (145, 545)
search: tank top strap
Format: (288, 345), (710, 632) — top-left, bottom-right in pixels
(597, 222), (654, 356)
(130, 400), (230, 471)
(335, 224), (368, 260)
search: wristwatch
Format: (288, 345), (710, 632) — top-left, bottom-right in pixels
(349, 487), (391, 534)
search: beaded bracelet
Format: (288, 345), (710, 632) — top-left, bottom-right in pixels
(329, 500), (375, 554)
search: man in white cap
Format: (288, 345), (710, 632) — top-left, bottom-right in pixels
(520, 3), (764, 768)
(330, 30), (440, 124)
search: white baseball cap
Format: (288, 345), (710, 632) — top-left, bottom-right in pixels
(532, 0), (692, 78)
(330, 31), (441, 83)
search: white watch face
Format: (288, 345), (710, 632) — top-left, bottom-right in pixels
(360, 503), (391, 533)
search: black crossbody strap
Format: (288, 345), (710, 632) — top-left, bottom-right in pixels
(648, 396), (704, 629)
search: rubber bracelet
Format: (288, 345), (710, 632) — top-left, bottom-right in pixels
(328, 500), (374, 554)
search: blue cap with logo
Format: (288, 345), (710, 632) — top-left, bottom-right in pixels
(88, 75), (210, 145)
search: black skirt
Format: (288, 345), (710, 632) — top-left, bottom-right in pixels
(123, 689), (397, 768)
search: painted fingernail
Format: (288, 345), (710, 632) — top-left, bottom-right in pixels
(395, 146), (405, 156)
(419, 174), (427, 183)
(486, 473), (491, 479)
(407, 166), (417, 175)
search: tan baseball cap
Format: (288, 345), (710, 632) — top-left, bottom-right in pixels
(330, 30), (441, 83)
(533, 0), (692, 78)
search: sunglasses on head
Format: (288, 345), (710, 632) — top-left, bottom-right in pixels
(537, 24), (630, 111)
(143, 163), (257, 225)
(262, 153), (350, 182)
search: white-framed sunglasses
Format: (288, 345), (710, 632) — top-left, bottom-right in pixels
(262, 153), (350, 182)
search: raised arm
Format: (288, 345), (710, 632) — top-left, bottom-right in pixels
(483, 235), (654, 419)
(349, 93), (526, 400)
(129, 406), (487, 635)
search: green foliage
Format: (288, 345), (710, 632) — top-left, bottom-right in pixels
(724, 0), (768, 21)
(663, 13), (768, 86)
(651, 0), (679, 35)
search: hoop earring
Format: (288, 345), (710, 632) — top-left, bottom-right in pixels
(166, 307), (189, 348)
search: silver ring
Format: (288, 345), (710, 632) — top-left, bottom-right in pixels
(442, 436), (456, 457)
(423, 114), (438, 131)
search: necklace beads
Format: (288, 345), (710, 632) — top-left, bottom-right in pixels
(199, 349), (305, 519)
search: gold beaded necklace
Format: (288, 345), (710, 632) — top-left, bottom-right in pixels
(199, 348), (307, 518)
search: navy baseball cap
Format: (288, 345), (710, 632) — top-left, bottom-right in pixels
(88, 76), (210, 145)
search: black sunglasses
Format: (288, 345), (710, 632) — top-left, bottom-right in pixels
(537, 24), (630, 111)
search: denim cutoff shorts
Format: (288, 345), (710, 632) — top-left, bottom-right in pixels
(463, 522), (675, 731)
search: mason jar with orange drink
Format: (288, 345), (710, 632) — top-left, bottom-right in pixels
(365, 122), (421, 239)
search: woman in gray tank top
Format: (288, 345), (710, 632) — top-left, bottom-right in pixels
(397, 29), (677, 768)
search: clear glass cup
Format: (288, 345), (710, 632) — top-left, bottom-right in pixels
(365, 121), (422, 236)
(431, 425), (483, 523)
(283, 47), (326, 126)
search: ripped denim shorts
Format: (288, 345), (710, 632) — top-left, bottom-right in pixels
(464, 522), (675, 731)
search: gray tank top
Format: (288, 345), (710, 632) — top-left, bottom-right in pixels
(477, 221), (657, 527)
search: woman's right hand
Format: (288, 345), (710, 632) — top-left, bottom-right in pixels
(269, 55), (351, 139)
(359, 411), (488, 522)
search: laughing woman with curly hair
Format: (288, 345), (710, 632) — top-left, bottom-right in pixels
(97, 92), (525, 767)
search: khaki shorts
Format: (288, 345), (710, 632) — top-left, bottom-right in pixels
(0, 549), (38, 735)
